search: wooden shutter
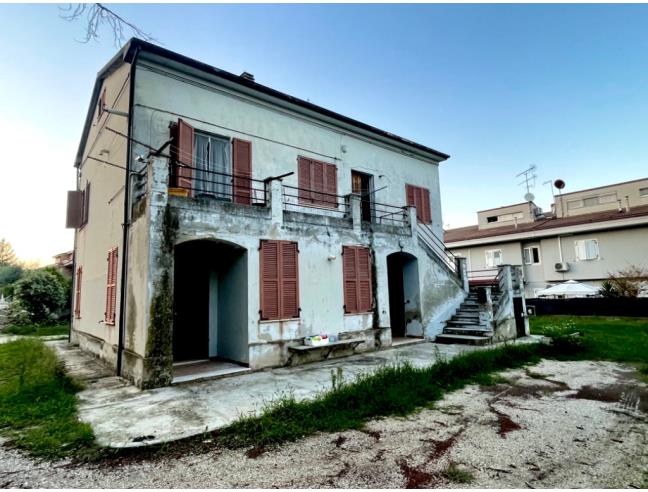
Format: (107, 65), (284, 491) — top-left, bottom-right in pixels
(81, 182), (91, 226)
(343, 246), (372, 314)
(297, 156), (337, 208)
(74, 267), (82, 319)
(232, 138), (252, 205)
(260, 240), (299, 320)
(280, 242), (299, 319)
(66, 191), (83, 229)
(105, 248), (118, 325)
(176, 119), (194, 192)
(405, 184), (431, 224)
(298, 157), (312, 203)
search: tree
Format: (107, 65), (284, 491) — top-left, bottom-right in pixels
(0, 264), (24, 291)
(604, 265), (648, 298)
(59, 3), (157, 48)
(11, 270), (67, 323)
(0, 239), (17, 266)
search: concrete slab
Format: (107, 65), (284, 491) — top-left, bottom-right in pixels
(53, 337), (544, 448)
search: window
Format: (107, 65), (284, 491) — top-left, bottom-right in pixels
(567, 199), (583, 210)
(342, 246), (373, 314)
(74, 267), (82, 319)
(640, 187), (648, 197)
(96, 88), (106, 121)
(80, 182), (91, 228)
(487, 216), (498, 223)
(498, 212), (524, 222)
(523, 246), (541, 265)
(298, 156), (338, 208)
(259, 240), (300, 320)
(575, 239), (599, 261)
(485, 249), (503, 268)
(105, 248), (118, 325)
(405, 184), (432, 224)
(171, 119), (253, 203)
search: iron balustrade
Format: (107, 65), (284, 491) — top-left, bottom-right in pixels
(281, 184), (348, 217)
(417, 222), (458, 274)
(365, 200), (409, 226)
(169, 163), (268, 206)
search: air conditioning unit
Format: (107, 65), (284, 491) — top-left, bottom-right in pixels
(554, 262), (570, 272)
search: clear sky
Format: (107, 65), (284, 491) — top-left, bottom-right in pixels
(1, 3), (647, 264)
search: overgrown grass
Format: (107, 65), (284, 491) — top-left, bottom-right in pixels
(442, 463), (475, 484)
(0, 338), (94, 458)
(2, 323), (70, 337)
(530, 315), (648, 377)
(217, 341), (575, 450)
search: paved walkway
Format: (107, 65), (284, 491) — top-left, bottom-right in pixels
(49, 337), (543, 448)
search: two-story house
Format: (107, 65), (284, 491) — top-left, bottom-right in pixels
(445, 177), (648, 298)
(65, 39), (470, 389)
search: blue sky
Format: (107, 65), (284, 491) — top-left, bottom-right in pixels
(1, 4), (647, 263)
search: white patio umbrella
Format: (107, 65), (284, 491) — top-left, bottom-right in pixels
(536, 280), (599, 297)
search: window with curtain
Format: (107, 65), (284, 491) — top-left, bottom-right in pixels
(194, 132), (232, 199)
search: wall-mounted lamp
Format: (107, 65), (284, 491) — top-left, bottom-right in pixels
(328, 255), (337, 262)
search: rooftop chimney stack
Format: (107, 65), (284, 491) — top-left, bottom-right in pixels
(240, 72), (255, 82)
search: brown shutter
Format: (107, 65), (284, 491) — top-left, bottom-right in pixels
(82, 182), (91, 226)
(357, 247), (373, 312)
(324, 163), (337, 208)
(421, 187), (431, 224)
(66, 191), (83, 229)
(406, 184), (415, 208)
(343, 246), (358, 313)
(260, 240), (299, 320)
(280, 242), (299, 319)
(105, 248), (118, 325)
(298, 157), (311, 204)
(260, 240), (280, 320)
(232, 138), (252, 205)
(74, 267), (82, 319)
(176, 119), (194, 192)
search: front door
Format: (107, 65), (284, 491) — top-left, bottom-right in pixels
(351, 171), (373, 222)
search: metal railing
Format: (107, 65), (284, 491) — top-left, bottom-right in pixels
(281, 184), (348, 217)
(466, 268), (499, 286)
(364, 200), (409, 226)
(417, 222), (458, 274)
(169, 163), (268, 206)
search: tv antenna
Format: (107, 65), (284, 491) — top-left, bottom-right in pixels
(517, 165), (537, 202)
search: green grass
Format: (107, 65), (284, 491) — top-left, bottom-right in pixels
(216, 341), (575, 450)
(442, 463), (475, 484)
(530, 315), (648, 364)
(2, 323), (70, 337)
(0, 338), (94, 458)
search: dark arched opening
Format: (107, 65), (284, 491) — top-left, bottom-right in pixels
(387, 252), (422, 340)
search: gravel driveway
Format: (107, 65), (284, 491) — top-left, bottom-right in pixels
(1, 360), (646, 488)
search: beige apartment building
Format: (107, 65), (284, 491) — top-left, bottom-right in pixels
(445, 178), (648, 298)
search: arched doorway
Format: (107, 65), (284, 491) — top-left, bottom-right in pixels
(173, 239), (248, 366)
(387, 252), (422, 340)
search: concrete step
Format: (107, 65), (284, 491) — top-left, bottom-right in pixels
(451, 317), (481, 323)
(443, 326), (494, 337)
(435, 334), (492, 346)
(446, 319), (485, 326)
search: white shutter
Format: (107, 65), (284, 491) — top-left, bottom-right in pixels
(585, 239), (599, 260)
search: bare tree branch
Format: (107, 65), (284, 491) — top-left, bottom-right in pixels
(59, 3), (158, 48)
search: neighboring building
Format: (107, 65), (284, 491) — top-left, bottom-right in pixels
(66, 39), (470, 388)
(52, 251), (74, 279)
(445, 177), (648, 298)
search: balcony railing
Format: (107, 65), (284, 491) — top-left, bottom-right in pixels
(168, 164), (268, 206)
(281, 184), (349, 218)
(364, 200), (409, 226)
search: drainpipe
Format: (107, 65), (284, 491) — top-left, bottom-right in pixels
(116, 45), (141, 377)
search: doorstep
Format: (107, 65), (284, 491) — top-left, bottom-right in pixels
(172, 359), (251, 385)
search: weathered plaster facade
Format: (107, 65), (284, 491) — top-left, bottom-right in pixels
(70, 39), (466, 388)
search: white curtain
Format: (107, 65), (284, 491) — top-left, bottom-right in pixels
(194, 133), (231, 199)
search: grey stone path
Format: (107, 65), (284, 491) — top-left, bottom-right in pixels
(49, 336), (543, 448)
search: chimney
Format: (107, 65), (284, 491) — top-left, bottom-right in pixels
(240, 72), (255, 82)
(625, 195), (631, 213)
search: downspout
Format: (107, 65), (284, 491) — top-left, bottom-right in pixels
(116, 45), (141, 377)
(69, 167), (80, 344)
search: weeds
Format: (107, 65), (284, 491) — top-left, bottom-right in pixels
(0, 338), (94, 458)
(442, 463), (475, 483)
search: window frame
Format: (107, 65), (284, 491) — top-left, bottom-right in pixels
(522, 246), (541, 265)
(485, 248), (503, 268)
(574, 238), (599, 261)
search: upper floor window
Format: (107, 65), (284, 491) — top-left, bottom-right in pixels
(485, 249), (503, 268)
(523, 246), (541, 265)
(575, 239), (599, 261)
(405, 184), (431, 224)
(639, 187), (648, 198)
(568, 193), (617, 210)
(171, 119), (253, 204)
(297, 156), (338, 208)
(80, 182), (90, 228)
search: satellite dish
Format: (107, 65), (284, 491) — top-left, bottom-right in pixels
(554, 179), (566, 190)
(524, 192), (535, 202)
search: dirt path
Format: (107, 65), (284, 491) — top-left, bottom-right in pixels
(1, 360), (646, 488)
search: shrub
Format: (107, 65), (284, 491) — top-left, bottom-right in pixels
(12, 270), (67, 324)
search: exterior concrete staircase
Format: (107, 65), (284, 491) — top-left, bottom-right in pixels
(435, 289), (500, 345)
